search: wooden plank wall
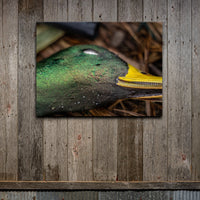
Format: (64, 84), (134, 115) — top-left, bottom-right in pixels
(1, 190), (200, 200)
(0, 0), (200, 184)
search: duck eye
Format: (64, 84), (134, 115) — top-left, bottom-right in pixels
(83, 49), (99, 55)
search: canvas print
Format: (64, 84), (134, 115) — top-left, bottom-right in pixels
(36, 22), (162, 117)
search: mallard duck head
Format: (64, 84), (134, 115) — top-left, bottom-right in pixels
(36, 45), (162, 116)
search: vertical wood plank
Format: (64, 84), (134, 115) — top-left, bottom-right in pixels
(143, 0), (168, 181)
(117, 119), (143, 181)
(44, 120), (68, 180)
(93, 0), (118, 181)
(118, 0), (143, 21)
(191, 0), (200, 181)
(67, 0), (93, 181)
(168, 0), (192, 180)
(93, 0), (117, 21)
(43, 0), (68, 181)
(117, 0), (143, 181)
(0, 1), (5, 180)
(68, 120), (93, 180)
(0, 0), (18, 180)
(43, 0), (68, 21)
(18, 0), (43, 181)
(93, 120), (118, 180)
(68, 0), (92, 21)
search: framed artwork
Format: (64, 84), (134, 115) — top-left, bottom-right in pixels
(36, 22), (162, 117)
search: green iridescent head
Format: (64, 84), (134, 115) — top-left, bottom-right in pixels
(36, 45), (162, 117)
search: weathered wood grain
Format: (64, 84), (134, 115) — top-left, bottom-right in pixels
(68, 119), (93, 180)
(18, 0), (43, 181)
(68, 0), (93, 21)
(43, 0), (68, 21)
(93, 0), (118, 181)
(117, 0), (143, 181)
(93, 0), (117, 21)
(191, 0), (200, 181)
(1, 181), (200, 190)
(0, 1), (5, 180)
(44, 120), (68, 181)
(117, 119), (143, 181)
(143, 0), (168, 181)
(67, 0), (93, 181)
(43, 0), (68, 181)
(118, 0), (143, 21)
(93, 119), (118, 180)
(0, 0), (18, 180)
(0, 0), (199, 187)
(168, 0), (192, 180)
(99, 190), (198, 199)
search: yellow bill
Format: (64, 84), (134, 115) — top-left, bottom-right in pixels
(117, 64), (162, 90)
